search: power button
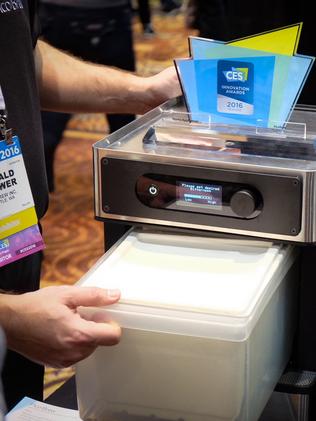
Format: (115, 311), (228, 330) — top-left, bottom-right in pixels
(148, 184), (159, 197)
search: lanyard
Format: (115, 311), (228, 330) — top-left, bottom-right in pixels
(0, 109), (13, 145)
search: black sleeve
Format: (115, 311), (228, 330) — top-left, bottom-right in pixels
(28, 0), (40, 47)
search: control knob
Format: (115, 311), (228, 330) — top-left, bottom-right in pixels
(230, 189), (257, 218)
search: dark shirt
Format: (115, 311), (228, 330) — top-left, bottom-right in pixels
(0, 2), (47, 411)
(40, 0), (129, 7)
(0, 328), (6, 418)
(0, 0), (48, 220)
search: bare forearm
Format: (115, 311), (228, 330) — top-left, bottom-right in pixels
(35, 40), (181, 115)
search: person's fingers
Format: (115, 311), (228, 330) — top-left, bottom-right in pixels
(62, 286), (121, 309)
(158, 66), (182, 96)
(80, 308), (113, 324)
(74, 318), (122, 347)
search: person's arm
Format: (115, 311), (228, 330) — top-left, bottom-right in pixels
(35, 40), (181, 115)
(0, 286), (121, 367)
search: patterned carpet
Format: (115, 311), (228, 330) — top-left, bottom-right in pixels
(41, 6), (196, 398)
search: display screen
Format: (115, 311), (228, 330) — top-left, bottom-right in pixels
(176, 181), (222, 210)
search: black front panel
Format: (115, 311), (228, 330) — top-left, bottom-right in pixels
(136, 174), (262, 219)
(100, 158), (302, 236)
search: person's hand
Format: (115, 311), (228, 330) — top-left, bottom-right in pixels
(138, 66), (182, 114)
(0, 286), (121, 367)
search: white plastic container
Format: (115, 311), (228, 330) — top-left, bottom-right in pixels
(76, 230), (298, 421)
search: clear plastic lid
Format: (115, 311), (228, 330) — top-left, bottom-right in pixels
(94, 100), (316, 170)
(79, 230), (295, 341)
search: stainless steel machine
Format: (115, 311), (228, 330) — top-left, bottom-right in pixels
(91, 98), (316, 420)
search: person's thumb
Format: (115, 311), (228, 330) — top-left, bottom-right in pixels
(62, 286), (120, 309)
